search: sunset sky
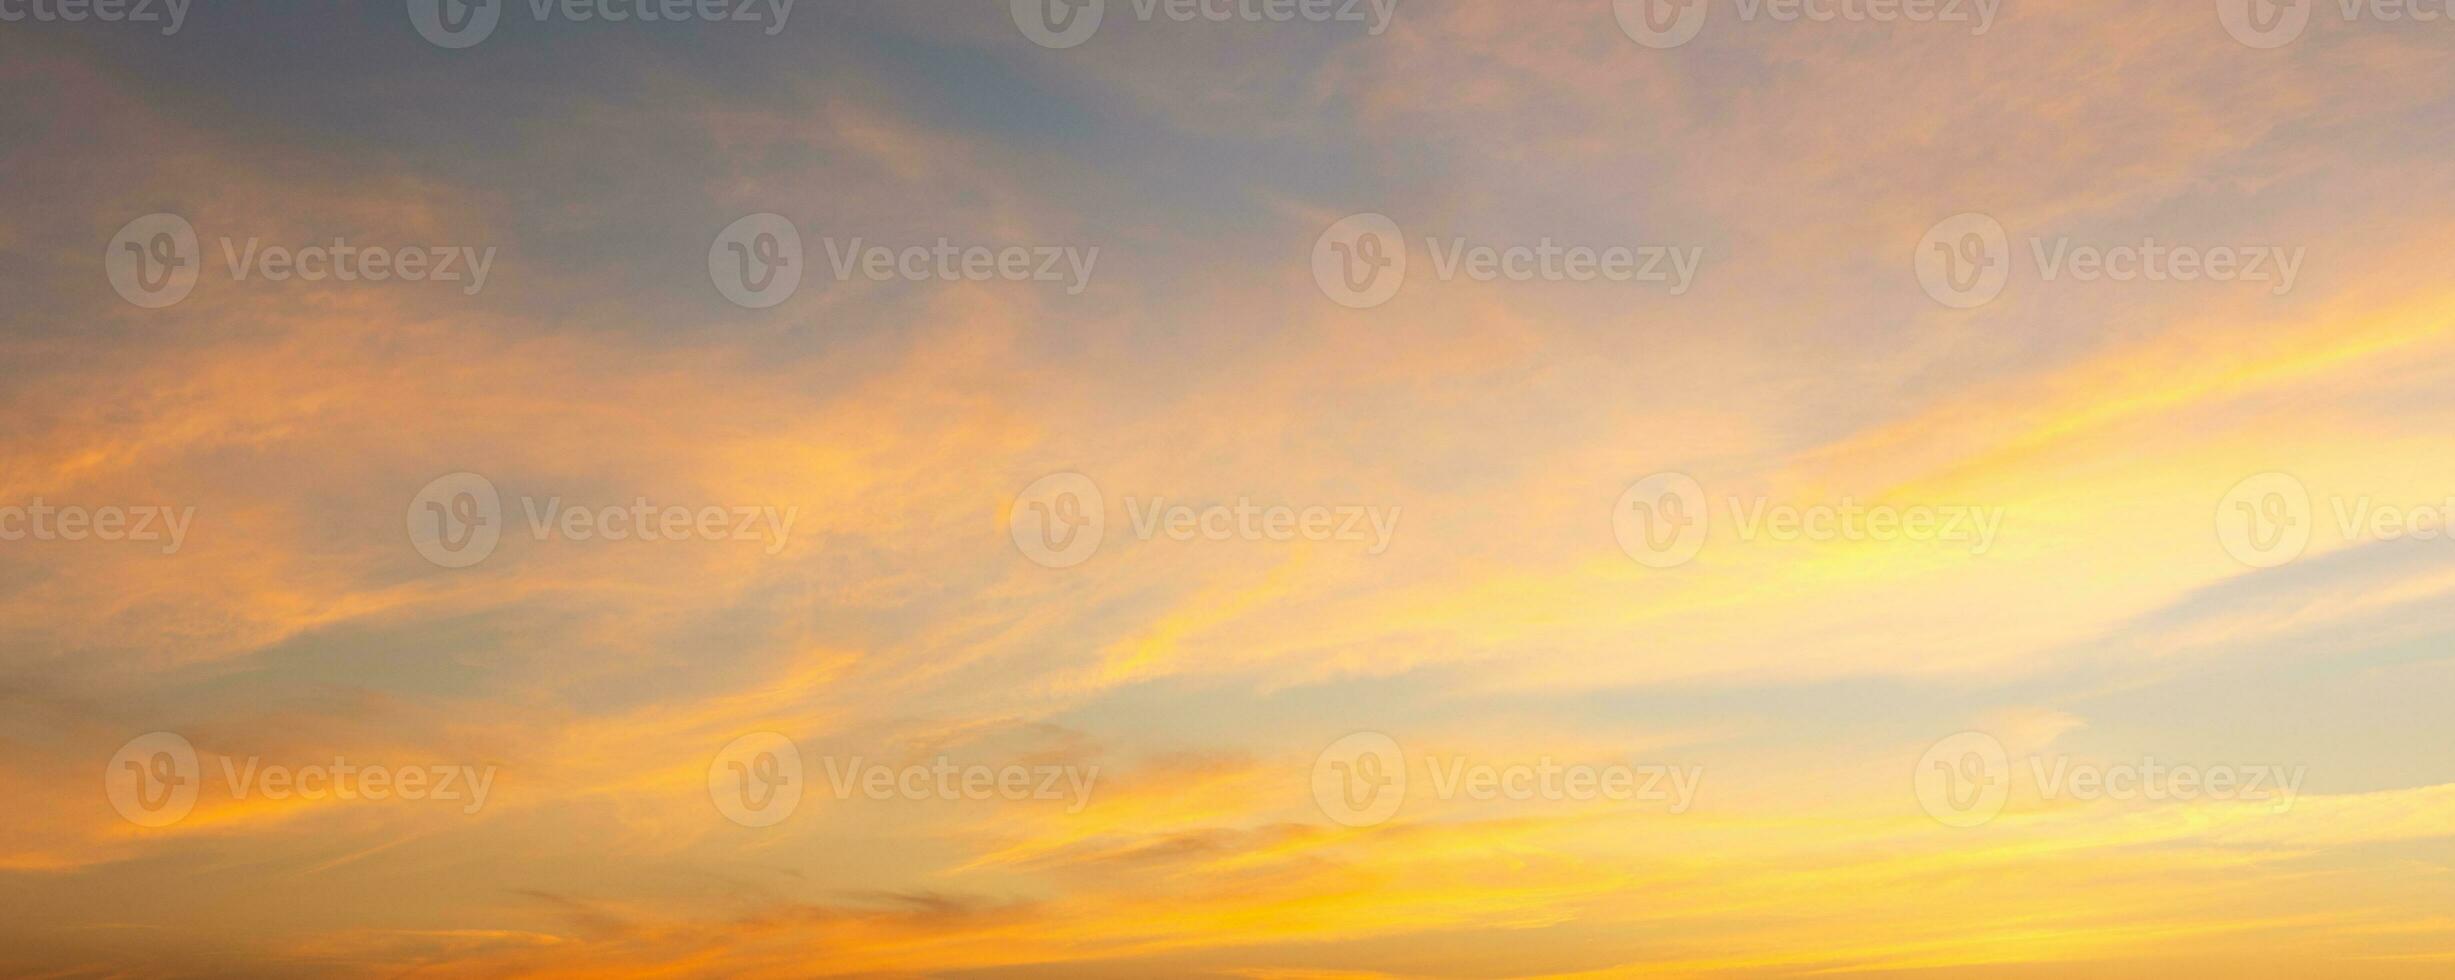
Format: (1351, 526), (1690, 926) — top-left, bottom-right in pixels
(6, 1), (2455, 976)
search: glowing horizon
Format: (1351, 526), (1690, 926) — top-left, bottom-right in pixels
(5, 1), (2455, 976)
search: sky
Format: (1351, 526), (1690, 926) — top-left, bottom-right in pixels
(5, 0), (2455, 976)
